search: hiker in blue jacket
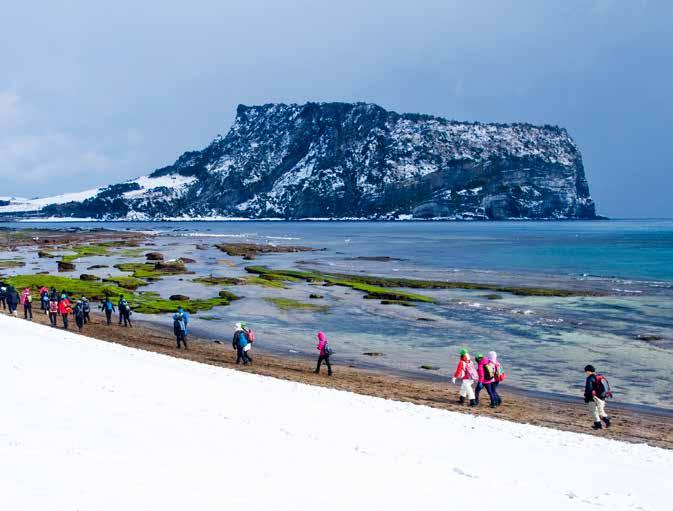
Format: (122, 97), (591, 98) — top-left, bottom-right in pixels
(177, 306), (190, 334)
(173, 310), (188, 349)
(100, 296), (116, 325)
(584, 365), (612, 430)
(232, 322), (252, 365)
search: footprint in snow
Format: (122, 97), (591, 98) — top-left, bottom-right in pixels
(453, 467), (476, 479)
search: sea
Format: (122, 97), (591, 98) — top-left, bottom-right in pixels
(3, 219), (673, 411)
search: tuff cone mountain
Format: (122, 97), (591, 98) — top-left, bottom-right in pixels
(3, 102), (597, 220)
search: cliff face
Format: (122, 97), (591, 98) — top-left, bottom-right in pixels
(26, 102), (597, 220)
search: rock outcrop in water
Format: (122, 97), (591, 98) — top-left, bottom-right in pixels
(1, 102), (597, 220)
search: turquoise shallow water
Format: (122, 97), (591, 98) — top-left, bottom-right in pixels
(6, 219), (673, 281)
(2, 219), (673, 410)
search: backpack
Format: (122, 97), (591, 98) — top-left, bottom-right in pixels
(466, 361), (478, 381)
(83, 301), (90, 313)
(483, 362), (496, 380)
(105, 301), (113, 311)
(174, 317), (186, 335)
(595, 375), (613, 399)
(324, 343), (334, 356)
(495, 364), (506, 382)
(247, 329), (255, 343)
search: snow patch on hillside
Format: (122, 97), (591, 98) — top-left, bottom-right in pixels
(1, 314), (670, 510)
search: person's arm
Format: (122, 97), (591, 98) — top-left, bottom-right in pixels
(453, 360), (464, 379)
(584, 376), (594, 402)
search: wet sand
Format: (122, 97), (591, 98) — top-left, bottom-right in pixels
(8, 308), (673, 450)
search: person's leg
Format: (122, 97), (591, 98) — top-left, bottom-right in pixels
(485, 383), (497, 407)
(236, 346), (243, 364)
(106, 311), (111, 325)
(126, 312), (132, 327)
(315, 355), (324, 373)
(474, 382), (483, 403)
(325, 355), (332, 375)
(493, 382), (502, 405)
(28, 303), (32, 319)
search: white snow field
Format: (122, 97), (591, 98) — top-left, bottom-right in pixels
(2, 314), (671, 511)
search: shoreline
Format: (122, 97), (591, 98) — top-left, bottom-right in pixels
(6, 308), (673, 450)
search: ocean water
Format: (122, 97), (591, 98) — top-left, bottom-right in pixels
(3, 219), (673, 410)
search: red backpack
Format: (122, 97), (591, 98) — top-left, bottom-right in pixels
(595, 375), (613, 399)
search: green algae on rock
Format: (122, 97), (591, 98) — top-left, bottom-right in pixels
(263, 297), (328, 312)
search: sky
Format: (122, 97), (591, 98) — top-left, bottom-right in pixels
(0, 0), (671, 218)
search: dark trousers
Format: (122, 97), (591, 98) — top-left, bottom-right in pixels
(176, 332), (188, 349)
(8, 302), (18, 314)
(492, 381), (502, 405)
(75, 316), (84, 331)
(476, 382), (497, 405)
(62, 314), (69, 329)
(236, 346), (252, 364)
(41, 300), (49, 312)
(23, 303), (33, 319)
(105, 310), (112, 325)
(0, 297), (5, 309)
(49, 312), (58, 327)
(315, 355), (332, 375)
(84, 311), (90, 324)
(120, 310), (132, 327)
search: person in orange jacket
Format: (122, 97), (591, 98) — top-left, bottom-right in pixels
(57, 294), (72, 329)
(452, 349), (478, 406)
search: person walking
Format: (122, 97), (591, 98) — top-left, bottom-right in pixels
(173, 310), (188, 349)
(118, 295), (132, 327)
(232, 322), (252, 365)
(584, 365), (612, 430)
(475, 353), (498, 408)
(488, 351), (505, 406)
(20, 288), (33, 320)
(81, 296), (91, 324)
(100, 296), (116, 325)
(48, 296), (59, 327)
(314, 331), (333, 376)
(73, 299), (86, 332)
(0, 283), (7, 311)
(58, 294), (72, 329)
(6, 285), (20, 316)
(452, 349), (478, 406)
(40, 287), (50, 314)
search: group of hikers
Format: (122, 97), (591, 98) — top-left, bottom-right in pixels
(1, 281), (611, 430)
(0, 282), (134, 333)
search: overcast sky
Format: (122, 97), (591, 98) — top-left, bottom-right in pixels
(1, 0), (671, 217)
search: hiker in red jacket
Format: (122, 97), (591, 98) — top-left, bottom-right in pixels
(452, 349), (478, 406)
(57, 295), (72, 329)
(314, 331), (333, 376)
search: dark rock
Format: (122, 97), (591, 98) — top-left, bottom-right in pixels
(363, 352), (384, 357)
(87, 264), (109, 270)
(169, 294), (190, 301)
(309, 294), (324, 299)
(37, 250), (55, 258)
(57, 261), (76, 272)
(195, 244), (209, 250)
(145, 252), (164, 261)
(180, 257), (196, 263)
(79, 274), (99, 281)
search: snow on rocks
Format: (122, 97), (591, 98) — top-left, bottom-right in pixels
(1, 314), (670, 510)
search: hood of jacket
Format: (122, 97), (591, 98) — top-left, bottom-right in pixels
(488, 351), (498, 364)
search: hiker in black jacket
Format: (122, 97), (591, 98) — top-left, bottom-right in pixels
(5, 286), (20, 315)
(584, 364), (612, 430)
(0, 283), (7, 310)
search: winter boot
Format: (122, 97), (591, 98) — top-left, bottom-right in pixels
(458, 396), (465, 405)
(592, 421), (603, 430)
(468, 399), (477, 407)
(489, 402), (497, 409)
(602, 416), (611, 428)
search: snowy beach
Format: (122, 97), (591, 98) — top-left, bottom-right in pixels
(2, 313), (671, 510)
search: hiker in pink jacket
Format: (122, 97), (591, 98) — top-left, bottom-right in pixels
(488, 351), (504, 406)
(20, 288), (33, 320)
(475, 353), (498, 408)
(314, 331), (333, 376)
